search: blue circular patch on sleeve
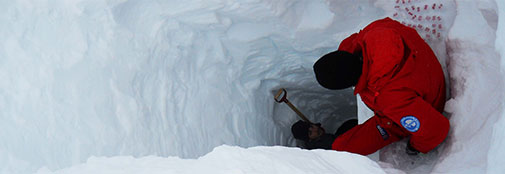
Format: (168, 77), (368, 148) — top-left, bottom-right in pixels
(401, 116), (420, 132)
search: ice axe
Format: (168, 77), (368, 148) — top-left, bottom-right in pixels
(274, 88), (313, 124)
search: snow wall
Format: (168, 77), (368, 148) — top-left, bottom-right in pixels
(0, 0), (504, 173)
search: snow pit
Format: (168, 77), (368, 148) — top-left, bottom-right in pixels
(0, 0), (504, 173)
(271, 87), (357, 147)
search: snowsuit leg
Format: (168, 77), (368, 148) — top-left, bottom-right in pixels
(331, 115), (409, 155)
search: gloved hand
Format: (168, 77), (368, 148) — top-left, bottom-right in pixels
(406, 142), (420, 156)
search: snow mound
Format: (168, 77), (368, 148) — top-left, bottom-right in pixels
(36, 145), (390, 174)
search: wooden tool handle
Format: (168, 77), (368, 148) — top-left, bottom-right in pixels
(284, 99), (312, 124)
(273, 88), (313, 124)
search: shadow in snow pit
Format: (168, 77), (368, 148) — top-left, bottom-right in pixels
(272, 87), (357, 148)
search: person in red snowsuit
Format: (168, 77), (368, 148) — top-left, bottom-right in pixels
(313, 17), (450, 155)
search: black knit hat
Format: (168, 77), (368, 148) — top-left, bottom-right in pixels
(291, 120), (311, 141)
(313, 50), (363, 90)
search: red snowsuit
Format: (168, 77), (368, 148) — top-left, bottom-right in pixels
(331, 18), (450, 155)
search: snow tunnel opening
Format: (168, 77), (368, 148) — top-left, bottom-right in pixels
(267, 81), (358, 148)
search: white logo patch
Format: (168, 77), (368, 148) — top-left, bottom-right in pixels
(401, 116), (420, 132)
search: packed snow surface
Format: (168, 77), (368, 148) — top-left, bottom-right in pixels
(0, 0), (504, 173)
(36, 145), (393, 174)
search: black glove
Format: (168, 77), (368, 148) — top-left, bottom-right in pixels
(335, 119), (358, 137)
(406, 142), (420, 156)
